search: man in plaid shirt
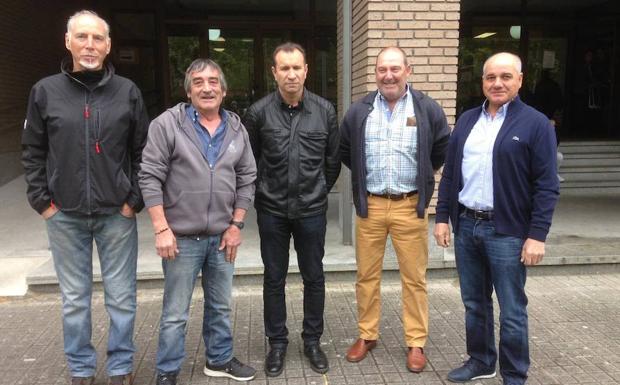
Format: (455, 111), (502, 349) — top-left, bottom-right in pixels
(340, 46), (450, 373)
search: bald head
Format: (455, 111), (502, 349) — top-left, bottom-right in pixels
(481, 52), (523, 113)
(482, 52), (522, 76)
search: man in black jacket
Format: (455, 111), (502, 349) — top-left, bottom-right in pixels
(340, 46), (450, 373)
(244, 42), (340, 377)
(21, 10), (148, 385)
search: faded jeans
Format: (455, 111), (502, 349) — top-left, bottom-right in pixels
(47, 210), (137, 377)
(156, 234), (234, 373)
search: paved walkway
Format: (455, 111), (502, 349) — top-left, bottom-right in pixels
(2, 271), (620, 385)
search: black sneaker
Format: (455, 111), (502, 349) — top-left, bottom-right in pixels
(156, 372), (177, 385)
(447, 359), (496, 383)
(203, 357), (256, 382)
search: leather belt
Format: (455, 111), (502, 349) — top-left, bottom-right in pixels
(367, 191), (417, 201)
(462, 207), (494, 220)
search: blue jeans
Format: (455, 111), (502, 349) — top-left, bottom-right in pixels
(156, 235), (234, 373)
(46, 210), (137, 377)
(455, 214), (529, 385)
(257, 212), (326, 347)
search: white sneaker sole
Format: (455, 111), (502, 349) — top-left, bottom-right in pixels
(203, 366), (255, 382)
(448, 371), (496, 383)
(472, 371), (497, 380)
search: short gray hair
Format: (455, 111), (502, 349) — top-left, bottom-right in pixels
(184, 59), (228, 93)
(482, 52), (522, 75)
(67, 10), (110, 38)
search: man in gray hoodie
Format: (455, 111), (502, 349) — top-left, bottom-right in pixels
(139, 59), (257, 385)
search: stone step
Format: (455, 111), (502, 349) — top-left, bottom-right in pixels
(559, 141), (620, 155)
(561, 157), (620, 167)
(559, 168), (620, 182)
(560, 180), (620, 189)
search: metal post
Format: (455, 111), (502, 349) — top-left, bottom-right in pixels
(339, 0), (353, 245)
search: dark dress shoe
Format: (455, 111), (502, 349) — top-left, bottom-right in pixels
(265, 347), (286, 377)
(304, 344), (329, 374)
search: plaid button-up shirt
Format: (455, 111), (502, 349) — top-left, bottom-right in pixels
(364, 87), (418, 195)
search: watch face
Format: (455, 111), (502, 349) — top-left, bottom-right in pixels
(232, 221), (244, 229)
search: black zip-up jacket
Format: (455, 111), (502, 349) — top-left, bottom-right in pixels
(244, 89), (340, 218)
(340, 87), (450, 218)
(22, 59), (149, 215)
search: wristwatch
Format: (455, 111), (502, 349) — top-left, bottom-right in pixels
(230, 220), (245, 230)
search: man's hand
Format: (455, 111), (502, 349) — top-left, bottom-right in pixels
(156, 229), (178, 260)
(41, 205), (59, 220)
(433, 223), (451, 247)
(521, 238), (545, 265)
(120, 202), (135, 218)
(219, 225), (242, 263)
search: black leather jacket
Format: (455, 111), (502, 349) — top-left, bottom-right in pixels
(244, 89), (340, 218)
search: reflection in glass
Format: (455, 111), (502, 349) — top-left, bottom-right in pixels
(168, 36), (200, 105)
(209, 31), (254, 117)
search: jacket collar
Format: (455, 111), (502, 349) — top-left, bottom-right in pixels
(61, 57), (114, 88)
(275, 87), (307, 112)
(362, 84), (424, 107)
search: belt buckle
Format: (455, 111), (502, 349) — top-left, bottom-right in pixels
(473, 210), (487, 220)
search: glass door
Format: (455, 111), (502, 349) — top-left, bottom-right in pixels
(207, 29), (255, 116)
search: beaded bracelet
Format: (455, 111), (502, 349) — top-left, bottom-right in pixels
(155, 227), (169, 235)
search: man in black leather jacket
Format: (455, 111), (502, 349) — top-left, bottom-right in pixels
(244, 42), (340, 377)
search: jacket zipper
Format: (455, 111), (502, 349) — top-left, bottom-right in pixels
(84, 95), (92, 214)
(95, 109), (101, 154)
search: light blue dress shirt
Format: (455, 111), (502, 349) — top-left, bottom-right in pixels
(458, 101), (510, 210)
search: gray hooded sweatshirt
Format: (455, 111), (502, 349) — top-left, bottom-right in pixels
(139, 103), (256, 235)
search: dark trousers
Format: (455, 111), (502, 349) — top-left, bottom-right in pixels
(257, 211), (327, 347)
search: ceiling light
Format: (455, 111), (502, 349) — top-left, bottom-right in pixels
(474, 32), (497, 39)
(208, 29), (220, 41)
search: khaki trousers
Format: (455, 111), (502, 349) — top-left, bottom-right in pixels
(354, 194), (429, 347)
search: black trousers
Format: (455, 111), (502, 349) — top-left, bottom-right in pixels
(257, 211), (327, 347)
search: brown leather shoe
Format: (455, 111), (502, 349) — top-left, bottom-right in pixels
(346, 338), (377, 362)
(406, 347), (426, 372)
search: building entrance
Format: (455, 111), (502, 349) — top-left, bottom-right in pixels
(458, 0), (620, 140)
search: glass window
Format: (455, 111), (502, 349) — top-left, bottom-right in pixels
(208, 30), (255, 116)
(168, 36), (200, 105)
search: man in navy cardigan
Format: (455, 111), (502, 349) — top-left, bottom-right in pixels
(434, 52), (559, 385)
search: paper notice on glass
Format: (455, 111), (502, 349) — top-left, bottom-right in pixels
(542, 50), (555, 69)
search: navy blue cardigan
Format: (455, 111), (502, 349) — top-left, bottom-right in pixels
(435, 97), (559, 241)
(340, 87), (450, 218)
